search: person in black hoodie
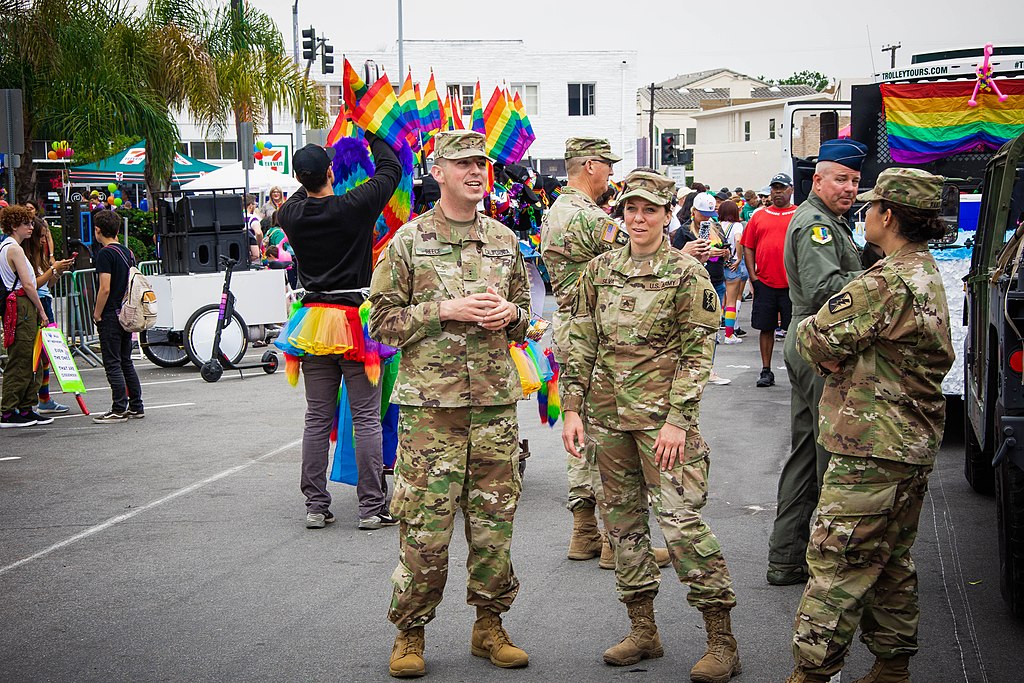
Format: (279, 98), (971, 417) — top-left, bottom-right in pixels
(276, 133), (402, 530)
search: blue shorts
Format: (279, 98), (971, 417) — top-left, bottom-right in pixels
(723, 260), (748, 281)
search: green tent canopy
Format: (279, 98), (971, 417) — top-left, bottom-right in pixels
(69, 140), (218, 185)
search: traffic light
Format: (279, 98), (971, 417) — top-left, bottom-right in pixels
(321, 42), (334, 74)
(301, 27), (316, 62)
(660, 132), (676, 165)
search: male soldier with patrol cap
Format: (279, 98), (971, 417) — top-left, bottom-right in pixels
(541, 138), (671, 570)
(369, 130), (532, 678)
(765, 139), (867, 586)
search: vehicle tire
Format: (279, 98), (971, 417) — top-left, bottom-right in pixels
(995, 454), (1024, 618)
(965, 399), (995, 495)
(183, 305), (247, 369)
(140, 329), (189, 368)
(262, 351), (279, 374)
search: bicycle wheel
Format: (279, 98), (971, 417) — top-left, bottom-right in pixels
(140, 329), (189, 368)
(183, 304), (248, 369)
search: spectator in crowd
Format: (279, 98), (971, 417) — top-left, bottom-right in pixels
(1, 206), (50, 428)
(741, 173), (796, 388)
(91, 210), (144, 423)
(718, 200), (748, 344)
(245, 195), (263, 264)
(676, 182), (707, 225)
(261, 186), (286, 221)
(741, 190), (760, 222)
(25, 217), (74, 414)
(714, 189), (732, 211)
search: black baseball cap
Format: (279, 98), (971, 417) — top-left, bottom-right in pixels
(292, 143), (337, 176)
(769, 172), (793, 187)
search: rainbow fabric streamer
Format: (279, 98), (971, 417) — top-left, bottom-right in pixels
(538, 349), (561, 427)
(882, 80), (1024, 164)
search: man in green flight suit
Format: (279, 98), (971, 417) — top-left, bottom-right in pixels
(766, 139), (867, 586)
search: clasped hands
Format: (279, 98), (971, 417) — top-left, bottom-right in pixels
(440, 286), (518, 330)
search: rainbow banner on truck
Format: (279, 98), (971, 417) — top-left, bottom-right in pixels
(881, 80), (1024, 164)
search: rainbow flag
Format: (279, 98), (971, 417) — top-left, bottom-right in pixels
(342, 59), (369, 113)
(444, 92), (465, 130)
(882, 80), (1024, 164)
(484, 87), (522, 164)
(471, 81), (486, 134)
(510, 90), (536, 162)
(420, 71), (443, 135)
(398, 71), (421, 151)
(343, 60), (407, 149)
(326, 94), (362, 147)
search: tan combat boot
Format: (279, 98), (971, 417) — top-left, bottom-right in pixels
(784, 670), (832, 683)
(851, 655), (911, 683)
(389, 627), (426, 678)
(603, 598), (665, 665)
(690, 608), (741, 683)
(599, 537), (672, 570)
(568, 505), (603, 560)
(470, 607), (529, 668)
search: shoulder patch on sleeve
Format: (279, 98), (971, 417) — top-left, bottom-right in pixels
(815, 278), (875, 328)
(827, 291), (853, 314)
(810, 225), (832, 245)
(600, 220), (619, 244)
(702, 288), (719, 312)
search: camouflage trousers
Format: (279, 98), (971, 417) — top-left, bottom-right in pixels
(387, 404), (522, 630)
(792, 454), (931, 675)
(567, 445), (603, 511)
(588, 421), (737, 609)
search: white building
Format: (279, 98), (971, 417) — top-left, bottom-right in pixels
(689, 94), (833, 190)
(175, 39), (640, 178)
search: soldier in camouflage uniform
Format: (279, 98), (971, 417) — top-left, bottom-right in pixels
(541, 137), (635, 564)
(768, 139), (867, 586)
(368, 130), (532, 679)
(561, 171), (741, 683)
(785, 169), (955, 683)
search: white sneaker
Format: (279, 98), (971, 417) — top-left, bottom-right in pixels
(708, 373), (731, 385)
(722, 336), (743, 344)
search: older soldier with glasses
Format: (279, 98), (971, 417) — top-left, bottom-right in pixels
(562, 170), (741, 683)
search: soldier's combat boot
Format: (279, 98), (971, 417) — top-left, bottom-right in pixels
(599, 537), (672, 570)
(784, 670), (832, 683)
(851, 655), (911, 683)
(389, 627), (426, 678)
(690, 608), (741, 683)
(603, 598), (664, 666)
(471, 607), (529, 668)
(568, 504), (602, 560)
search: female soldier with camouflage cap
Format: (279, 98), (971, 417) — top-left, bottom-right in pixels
(561, 170), (741, 683)
(786, 168), (955, 683)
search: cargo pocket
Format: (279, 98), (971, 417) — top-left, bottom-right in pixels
(814, 481), (898, 568)
(794, 594), (843, 666)
(391, 562), (413, 593)
(693, 531), (721, 558)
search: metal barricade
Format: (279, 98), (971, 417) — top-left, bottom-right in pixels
(139, 260), (161, 276)
(62, 268), (102, 367)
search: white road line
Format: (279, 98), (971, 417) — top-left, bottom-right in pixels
(82, 376), (202, 392)
(0, 438), (302, 578)
(52, 402), (195, 419)
(0, 456), (22, 461)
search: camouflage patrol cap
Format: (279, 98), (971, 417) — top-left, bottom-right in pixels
(856, 167), (943, 210)
(434, 130), (495, 162)
(564, 137), (623, 162)
(618, 170), (676, 205)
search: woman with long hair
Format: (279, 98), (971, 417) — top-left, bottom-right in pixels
(25, 217), (74, 413)
(717, 199), (748, 343)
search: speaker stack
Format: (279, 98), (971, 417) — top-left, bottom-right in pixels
(158, 194), (250, 274)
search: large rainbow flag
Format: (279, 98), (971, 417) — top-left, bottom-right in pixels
(882, 80), (1024, 164)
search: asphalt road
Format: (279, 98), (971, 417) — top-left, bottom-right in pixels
(2, 301), (1022, 682)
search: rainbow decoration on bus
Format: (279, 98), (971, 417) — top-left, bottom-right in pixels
(882, 80), (1024, 164)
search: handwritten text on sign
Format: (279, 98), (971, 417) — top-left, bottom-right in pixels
(40, 328), (86, 393)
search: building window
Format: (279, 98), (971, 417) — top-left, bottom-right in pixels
(191, 141), (206, 159)
(177, 143), (189, 156)
(447, 83), (476, 117)
(191, 140), (237, 161)
(568, 83), (595, 116)
(744, 120), (751, 142)
(769, 118), (776, 140)
(328, 85), (343, 118)
(686, 128), (696, 146)
(509, 83), (539, 115)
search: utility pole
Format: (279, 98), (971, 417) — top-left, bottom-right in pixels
(881, 43), (902, 69)
(397, 0), (404, 81)
(293, 0), (303, 147)
(647, 82), (662, 168)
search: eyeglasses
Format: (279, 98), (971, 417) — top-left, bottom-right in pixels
(588, 158), (614, 168)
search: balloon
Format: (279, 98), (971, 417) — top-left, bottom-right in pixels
(114, 190), (121, 198)
(107, 196), (117, 205)
(47, 151), (57, 160)
(66, 148), (74, 158)
(107, 183), (117, 192)
(254, 143), (261, 153)
(263, 141), (272, 150)
(114, 198), (123, 207)
(254, 152), (263, 161)
(52, 141), (59, 151)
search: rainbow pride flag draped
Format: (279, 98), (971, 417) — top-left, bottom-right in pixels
(882, 80), (1024, 164)
(470, 81), (486, 135)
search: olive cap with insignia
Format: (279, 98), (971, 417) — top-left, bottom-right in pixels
(856, 167), (943, 210)
(564, 137), (622, 162)
(618, 170), (676, 205)
(434, 130), (495, 161)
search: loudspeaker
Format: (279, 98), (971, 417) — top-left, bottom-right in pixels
(177, 194), (245, 234)
(159, 233), (249, 274)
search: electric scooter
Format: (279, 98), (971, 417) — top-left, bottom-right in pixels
(198, 255), (279, 382)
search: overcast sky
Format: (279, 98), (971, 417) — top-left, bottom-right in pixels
(244, 0), (1020, 84)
